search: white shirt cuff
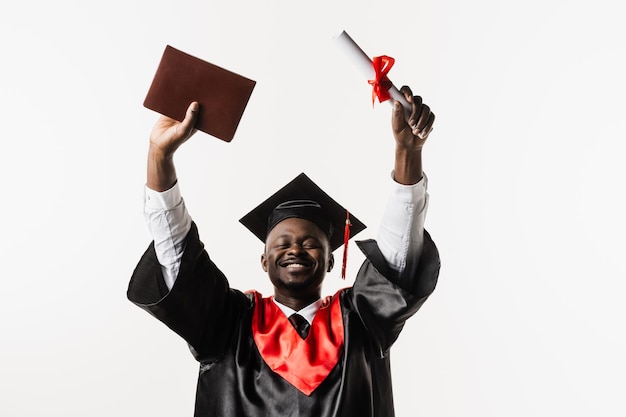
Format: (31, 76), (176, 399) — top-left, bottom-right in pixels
(144, 182), (183, 211)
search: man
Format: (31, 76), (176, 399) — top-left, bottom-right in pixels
(128, 86), (440, 416)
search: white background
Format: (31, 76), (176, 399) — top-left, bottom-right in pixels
(1, 0), (624, 416)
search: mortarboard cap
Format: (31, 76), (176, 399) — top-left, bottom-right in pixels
(143, 45), (256, 142)
(239, 173), (366, 277)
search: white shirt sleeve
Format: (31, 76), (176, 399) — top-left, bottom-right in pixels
(144, 183), (192, 290)
(376, 172), (429, 277)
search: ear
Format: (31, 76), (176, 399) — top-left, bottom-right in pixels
(261, 253), (268, 272)
(327, 253), (335, 272)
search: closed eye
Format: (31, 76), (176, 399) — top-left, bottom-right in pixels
(302, 240), (322, 249)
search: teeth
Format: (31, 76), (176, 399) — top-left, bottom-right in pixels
(286, 263), (306, 268)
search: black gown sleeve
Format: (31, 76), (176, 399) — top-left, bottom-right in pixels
(347, 229), (440, 358)
(127, 222), (252, 363)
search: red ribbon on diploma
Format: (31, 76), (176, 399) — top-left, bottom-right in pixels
(368, 55), (395, 106)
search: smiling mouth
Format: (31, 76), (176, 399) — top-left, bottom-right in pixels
(280, 260), (313, 269)
(285, 263), (308, 269)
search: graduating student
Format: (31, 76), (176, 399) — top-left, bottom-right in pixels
(128, 86), (440, 416)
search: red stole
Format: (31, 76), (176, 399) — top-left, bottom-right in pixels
(250, 292), (344, 396)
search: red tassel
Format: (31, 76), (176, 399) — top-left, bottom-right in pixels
(341, 209), (351, 279)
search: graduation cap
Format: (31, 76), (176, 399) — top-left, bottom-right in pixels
(239, 173), (366, 278)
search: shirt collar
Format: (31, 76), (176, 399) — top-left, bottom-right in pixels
(272, 297), (323, 325)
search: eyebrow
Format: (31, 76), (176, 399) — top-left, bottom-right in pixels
(272, 234), (323, 242)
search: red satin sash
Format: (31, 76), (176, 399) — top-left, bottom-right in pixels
(250, 292), (344, 395)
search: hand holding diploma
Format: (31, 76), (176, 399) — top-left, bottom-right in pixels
(333, 30), (435, 185)
(391, 85), (435, 185)
(393, 86), (435, 144)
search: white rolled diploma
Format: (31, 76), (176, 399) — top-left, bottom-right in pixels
(332, 30), (412, 120)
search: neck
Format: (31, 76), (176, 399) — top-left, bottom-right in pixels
(273, 292), (321, 311)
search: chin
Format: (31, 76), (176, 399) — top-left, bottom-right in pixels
(275, 274), (322, 292)
(278, 279), (313, 291)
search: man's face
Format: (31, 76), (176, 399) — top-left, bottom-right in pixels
(261, 217), (334, 300)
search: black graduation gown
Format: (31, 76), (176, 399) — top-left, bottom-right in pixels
(127, 223), (440, 417)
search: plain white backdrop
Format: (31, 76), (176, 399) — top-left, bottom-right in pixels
(1, 0), (624, 415)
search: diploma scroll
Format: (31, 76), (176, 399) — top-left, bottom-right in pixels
(333, 30), (412, 120)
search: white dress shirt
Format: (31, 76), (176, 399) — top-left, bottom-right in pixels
(144, 173), (429, 321)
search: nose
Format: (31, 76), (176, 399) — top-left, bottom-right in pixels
(287, 242), (305, 255)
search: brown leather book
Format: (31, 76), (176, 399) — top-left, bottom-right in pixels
(144, 45), (256, 142)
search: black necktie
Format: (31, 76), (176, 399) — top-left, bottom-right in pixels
(288, 313), (310, 339)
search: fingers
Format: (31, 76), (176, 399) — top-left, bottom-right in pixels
(399, 85), (413, 103)
(398, 86), (435, 140)
(409, 96), (423, 126)
(392, 100), (408, 134)
(413, 112), (435, 139)
(410, 103), (430, 136)
(178, 101), (199, 138)
(149, 101), (200, 156)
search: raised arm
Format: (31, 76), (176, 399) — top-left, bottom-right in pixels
(350, 88), (439, 354)
(131, 101), (252, 361)
(377, 86), (435, 276)
(144, 102), (199, 289)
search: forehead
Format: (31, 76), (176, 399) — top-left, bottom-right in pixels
(266, 217), (329, 242)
